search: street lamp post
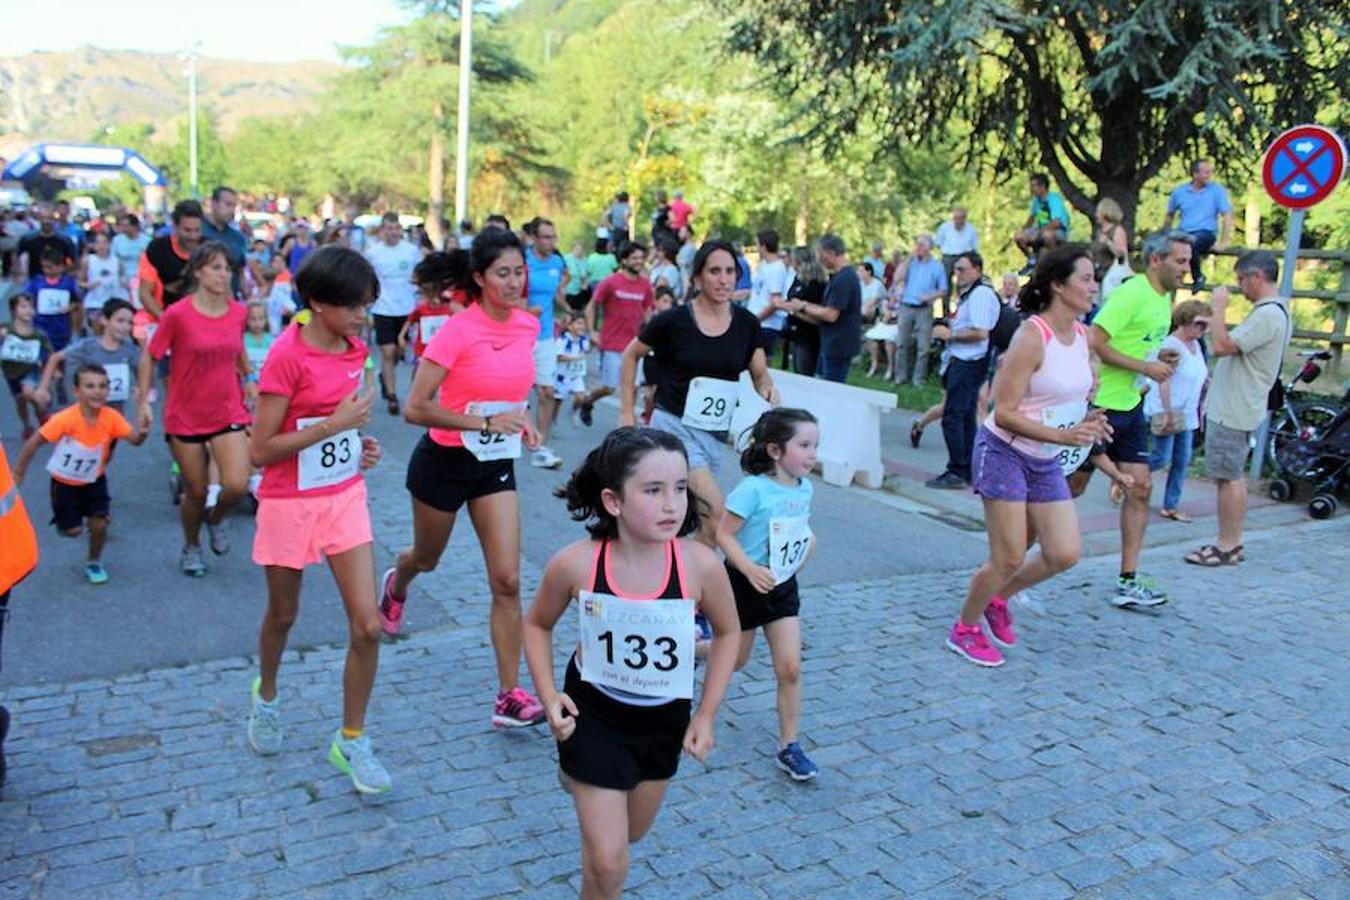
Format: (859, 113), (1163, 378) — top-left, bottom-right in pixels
(453, 0), (472, 226)
(184, 40), (202, 199)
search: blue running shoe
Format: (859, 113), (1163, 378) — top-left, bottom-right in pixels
(776, 741), (819, 781)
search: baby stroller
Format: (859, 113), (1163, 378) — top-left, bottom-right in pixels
(1268, 387), (1350, 519)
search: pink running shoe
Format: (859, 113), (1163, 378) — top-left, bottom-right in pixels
(378, 567), (404, 637)
(946, 621), (1004, 667)
(984, 596), (1017, 648)
(493, 686), (546, 728)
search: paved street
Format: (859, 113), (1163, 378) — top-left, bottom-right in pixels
(2, 365), (1349, 897)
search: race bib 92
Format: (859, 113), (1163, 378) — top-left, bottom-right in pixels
(460, 401), (524, 461)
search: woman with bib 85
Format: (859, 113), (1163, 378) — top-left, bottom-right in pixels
(381, 228), (550, 730)
(524, 427), (739, 900)
(617, 240), (778, 546)
(948, 246), (1110, 668)
(245, 246), (391, 794)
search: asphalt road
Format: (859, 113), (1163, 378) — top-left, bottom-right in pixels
(0, 361), (989, 686)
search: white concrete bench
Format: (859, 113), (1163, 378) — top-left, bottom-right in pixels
(728, 370), (898, 489)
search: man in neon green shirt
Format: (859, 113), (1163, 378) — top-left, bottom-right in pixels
(1088, 230), (1188, 608)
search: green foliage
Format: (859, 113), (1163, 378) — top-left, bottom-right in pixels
(721, 0), (1349, 231)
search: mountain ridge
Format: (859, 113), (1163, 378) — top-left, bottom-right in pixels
(0, 46), (340, 156)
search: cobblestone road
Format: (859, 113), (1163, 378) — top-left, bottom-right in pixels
(2, 503), (1347, 897)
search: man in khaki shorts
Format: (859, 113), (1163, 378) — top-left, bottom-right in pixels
(1185, 250), (1290, 567)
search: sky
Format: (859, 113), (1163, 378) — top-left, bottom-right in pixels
(0, 0), (416, 64)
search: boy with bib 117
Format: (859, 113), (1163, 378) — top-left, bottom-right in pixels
(13, 363), (149, 584)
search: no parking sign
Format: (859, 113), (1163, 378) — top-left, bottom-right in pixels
(1261, 125), (1345, 210)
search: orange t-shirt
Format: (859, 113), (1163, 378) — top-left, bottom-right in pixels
(38, 405), (134, 485)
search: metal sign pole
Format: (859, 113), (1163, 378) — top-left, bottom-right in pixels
(1248, 208), (1305, 479)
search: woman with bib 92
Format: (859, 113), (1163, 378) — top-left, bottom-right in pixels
(947, 245), (1110, 668)
(380, 228), (550, 729)
(618, 240), (778, 545)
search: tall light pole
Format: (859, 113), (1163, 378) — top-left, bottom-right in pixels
(453, 0), (472, 226)
(183, 40), (202, 199)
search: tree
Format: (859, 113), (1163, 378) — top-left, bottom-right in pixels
(339, 1), (542, 241)
(723, 0), (1349, 232)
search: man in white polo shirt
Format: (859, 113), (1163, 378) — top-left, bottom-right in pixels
(365, 212), (421, 414)
(927, 251), (1001, 489)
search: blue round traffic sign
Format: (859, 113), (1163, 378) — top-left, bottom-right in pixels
(1262, 125), (1346, 210)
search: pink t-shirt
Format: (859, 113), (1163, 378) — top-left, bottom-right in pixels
(422, 301), (539, 448)
(256, 324), (369, 499)
(148, 296), (250, 436)
(984, 315), (1093, 459)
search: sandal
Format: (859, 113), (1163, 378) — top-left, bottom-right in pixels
(1159, 509), (1194, 523)
(910, 421), (923, 449)
(1184, 544), (1243, 567)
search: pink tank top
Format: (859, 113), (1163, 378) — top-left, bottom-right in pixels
(984, 315), (1093, 459)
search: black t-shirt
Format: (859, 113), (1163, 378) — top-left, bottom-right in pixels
(19, 233), (76, 269)
(639, 303), (760, 417)
(820, 265), (862, 359)
(145, 236), (192, 309)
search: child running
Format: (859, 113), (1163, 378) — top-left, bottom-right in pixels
(555, 313), (591, 426)
(26, 247), (80, 354)
(13, 364), (148, 584)
(399, 250), (467, 364)
(716, 407), (821, 781)
(523, 427), (739, 900)
(35, 299), (141, 414)
(2, 294), (53, 439)
(244, 246), (391, 794)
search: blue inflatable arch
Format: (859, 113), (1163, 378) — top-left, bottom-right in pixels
(3, 143), (166, 187)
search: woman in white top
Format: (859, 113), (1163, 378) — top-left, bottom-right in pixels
(80, 231), (125, 334)
(1094, 198), (1133, 302)
(1144, 299), (1212, 521)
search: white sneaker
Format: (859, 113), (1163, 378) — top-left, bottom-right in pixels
(530, 447), (563, 469)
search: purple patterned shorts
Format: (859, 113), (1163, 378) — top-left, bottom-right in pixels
(971, 426), (1072, 504)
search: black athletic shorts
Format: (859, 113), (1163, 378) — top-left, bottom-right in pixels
(566, 288), (591, 313)
(51, 475), (110, 531)
(405, 434), (515, 513)
(373, 314), (408, 347)
(558, 655), (690, 790)
(726, 562), (801, 631)
(1104, 401), (1150, 465)
(166, 423), (247, 444)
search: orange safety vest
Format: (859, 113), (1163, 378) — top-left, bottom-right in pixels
(0, 442), (38, 595)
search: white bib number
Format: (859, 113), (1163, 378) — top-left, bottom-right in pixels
(461, 401), (523, 462)
(36, 287), (71, 315)
(578, 591), (695, 700)
(681, 377), (738, 431)
(0, 335), (40, 364)
(563, 358), (586, 378)
(1043, 401), (1090, 475)
(419, 315), (449, 345)
(46, 437), (102, 484)
(296, 416), (360, 491)
(103, 363), (130, 402)
(769, 516), (813, 584)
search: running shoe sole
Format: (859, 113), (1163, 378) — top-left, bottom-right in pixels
(776, 759), (819, 781)
(327, 741), (391, 795)
(945, 638), (1005, 667)
(987, 631), (1016, 649)
(1111, 595), (1169, 608)
(492, 713), (545, 729)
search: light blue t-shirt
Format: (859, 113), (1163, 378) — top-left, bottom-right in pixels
(725, 474), (813, 566)
(1167, 182), (1232, 234)
(901, 256), (948, 305)
(526, 249), (567, 338)
(1030, 192), (1072, 236)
